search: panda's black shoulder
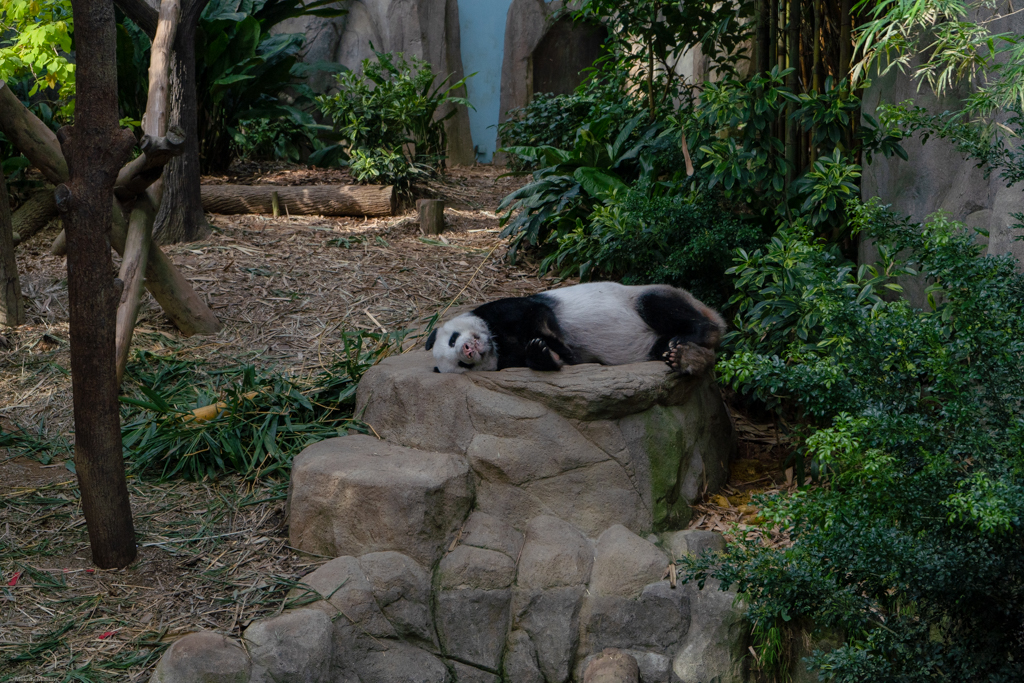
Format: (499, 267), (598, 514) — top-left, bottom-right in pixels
(471, 295), (555, 331)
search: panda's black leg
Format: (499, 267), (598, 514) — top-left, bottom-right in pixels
(525, 338), (564, 371)
(663, 337), (717, 375)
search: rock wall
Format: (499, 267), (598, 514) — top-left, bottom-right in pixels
(277, 0), (475, 166)
(860, 10), (1024, 305)
(150, 353), (748, 682)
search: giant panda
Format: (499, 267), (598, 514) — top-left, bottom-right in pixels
(424, 282), (725, 375)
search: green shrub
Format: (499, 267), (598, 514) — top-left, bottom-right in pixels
(314, 49), (471, 186)
(682, 201), (1024, 682)
(542, 183), (768, 307)
(231, 115), (321, 163)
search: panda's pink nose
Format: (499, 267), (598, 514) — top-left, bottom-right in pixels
(462, 340), (475, 355)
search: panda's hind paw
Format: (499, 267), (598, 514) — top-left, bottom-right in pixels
(525, 338), (563, 371)
(665, 340), (716, 376)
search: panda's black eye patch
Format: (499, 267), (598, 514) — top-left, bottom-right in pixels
(458, 361), (473, 369)
(448, 332), (460, 348)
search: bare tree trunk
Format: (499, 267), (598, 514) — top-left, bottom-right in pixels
(785, 0), (800, 185)
(756, 0), (770, 75)
(63, 0), (138, 569)
(0, 167), (24, 326)
(152, 0), (210, 244)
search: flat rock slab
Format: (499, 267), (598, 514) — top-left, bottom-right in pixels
(288, 434), (472, 566)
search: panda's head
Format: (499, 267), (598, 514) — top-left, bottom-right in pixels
(425, 314), (497, 373)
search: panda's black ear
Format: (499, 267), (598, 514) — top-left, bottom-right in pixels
(425, 329), (438, 350)
(433, 367), (440, 373)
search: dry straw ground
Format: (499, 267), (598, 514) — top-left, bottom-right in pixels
(1, 166), (784, 681)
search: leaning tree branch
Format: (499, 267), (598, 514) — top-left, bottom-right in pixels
(0, 80), (69, 185)
(114, 0), (159, 36)
(113, 0), (181, 383)
(114, 126), (185, 201)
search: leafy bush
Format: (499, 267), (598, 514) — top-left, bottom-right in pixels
(120, 329), (410, 481)
(314, 49), (471, 186)
(683, 201), (1024, 682)
(231, 115), (320, 163)
(542, 183), (767, 306)
(0, 0), (75, 115)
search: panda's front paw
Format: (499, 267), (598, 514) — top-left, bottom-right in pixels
(665, 340), (716, 376)
(525, 338), (563, 371)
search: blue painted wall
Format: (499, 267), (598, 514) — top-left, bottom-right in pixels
(457, 0), (514, 163)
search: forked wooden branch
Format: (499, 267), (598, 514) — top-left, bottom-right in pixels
(0, 69), (219, 336)
(114, 126), (185, 201)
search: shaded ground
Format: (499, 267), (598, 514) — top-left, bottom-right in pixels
(1, 165), (785, 681)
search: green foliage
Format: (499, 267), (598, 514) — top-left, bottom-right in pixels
(231, 115), (320, 163)
(195, 0), (344, 173)
(0, 0), (75, 115)
(120, 329), (408, 481)
(314, 49), (471, 186)
(684, 201), (1024, 682)
(542, 183), (767, 306)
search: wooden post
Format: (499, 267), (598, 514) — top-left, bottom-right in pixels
(418, 199), (445, 235)
(0, 166), (24, 327)
(62, 0), (139, 569)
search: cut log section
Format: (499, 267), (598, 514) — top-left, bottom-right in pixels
(418, 199), (445, 235)
(201, 184), (396, 217)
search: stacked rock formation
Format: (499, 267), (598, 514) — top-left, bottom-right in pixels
(150, 352), (750, 683)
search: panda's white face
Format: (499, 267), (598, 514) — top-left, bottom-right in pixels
(428, 314), (497, 373)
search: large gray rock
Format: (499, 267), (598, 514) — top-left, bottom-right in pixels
(358, 551), (437, 647)
(582, 649), (640, 683)
(352, 639), (451, 683)
(662, 529), (726, 562)
(356, 352), (733, 536)
(149, 631), (251, 683)
(451, 662), (501, 683)
(291, 556), (395, 639)
(461, 510), (525, 559)
(673, 580), (749, 683)
(287, 434), (472, 566)
(589, 525), (668, 600)
(436, 588), (512, 671)
(579, 582), (690, 658)
(516, 515), (594, 590)
(438, 544), (516, 590)
(244, 609), (332, 683)
(515, 586), (586, 683)
(503, 630), (545, 683)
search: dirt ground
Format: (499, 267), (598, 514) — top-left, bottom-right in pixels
(0, 165), (785, 681)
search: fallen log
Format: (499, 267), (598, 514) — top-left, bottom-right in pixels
(201, 183), (396, 217)
(12, 188), (58, 246)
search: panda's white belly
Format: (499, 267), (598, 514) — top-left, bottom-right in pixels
(543, 283), (659, 365)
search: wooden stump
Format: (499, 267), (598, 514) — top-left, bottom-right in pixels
(201, 184), (396, 217)
(418, 199), (445, 235)
(0, 166), (24, 326)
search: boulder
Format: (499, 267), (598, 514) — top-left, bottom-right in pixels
(516, 516), (594, 590)
(582, 649), (640, 683)
(244, 609), (332, 683)
(503, 630), (545, 683)
(673, 579), (749, 683)
(287, 434), (472, 566)
(461, 510), (525, 559)
(355, 352), (734, 536)
(351, 639), (451, 683)
(578, 582), (690, 657)
(436, 588), (512, 671)
(451, 661), (502, 683)
(515, 586), (586, 683)
(438, 544), (516, 590)
(579, 649), (672, 683)
(662, 529), (726, 562)
(149, 631), (251, 683)
(291, 556), (395, 639)
(589, 525), (668, 599)
(358, 551), (437, 647)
